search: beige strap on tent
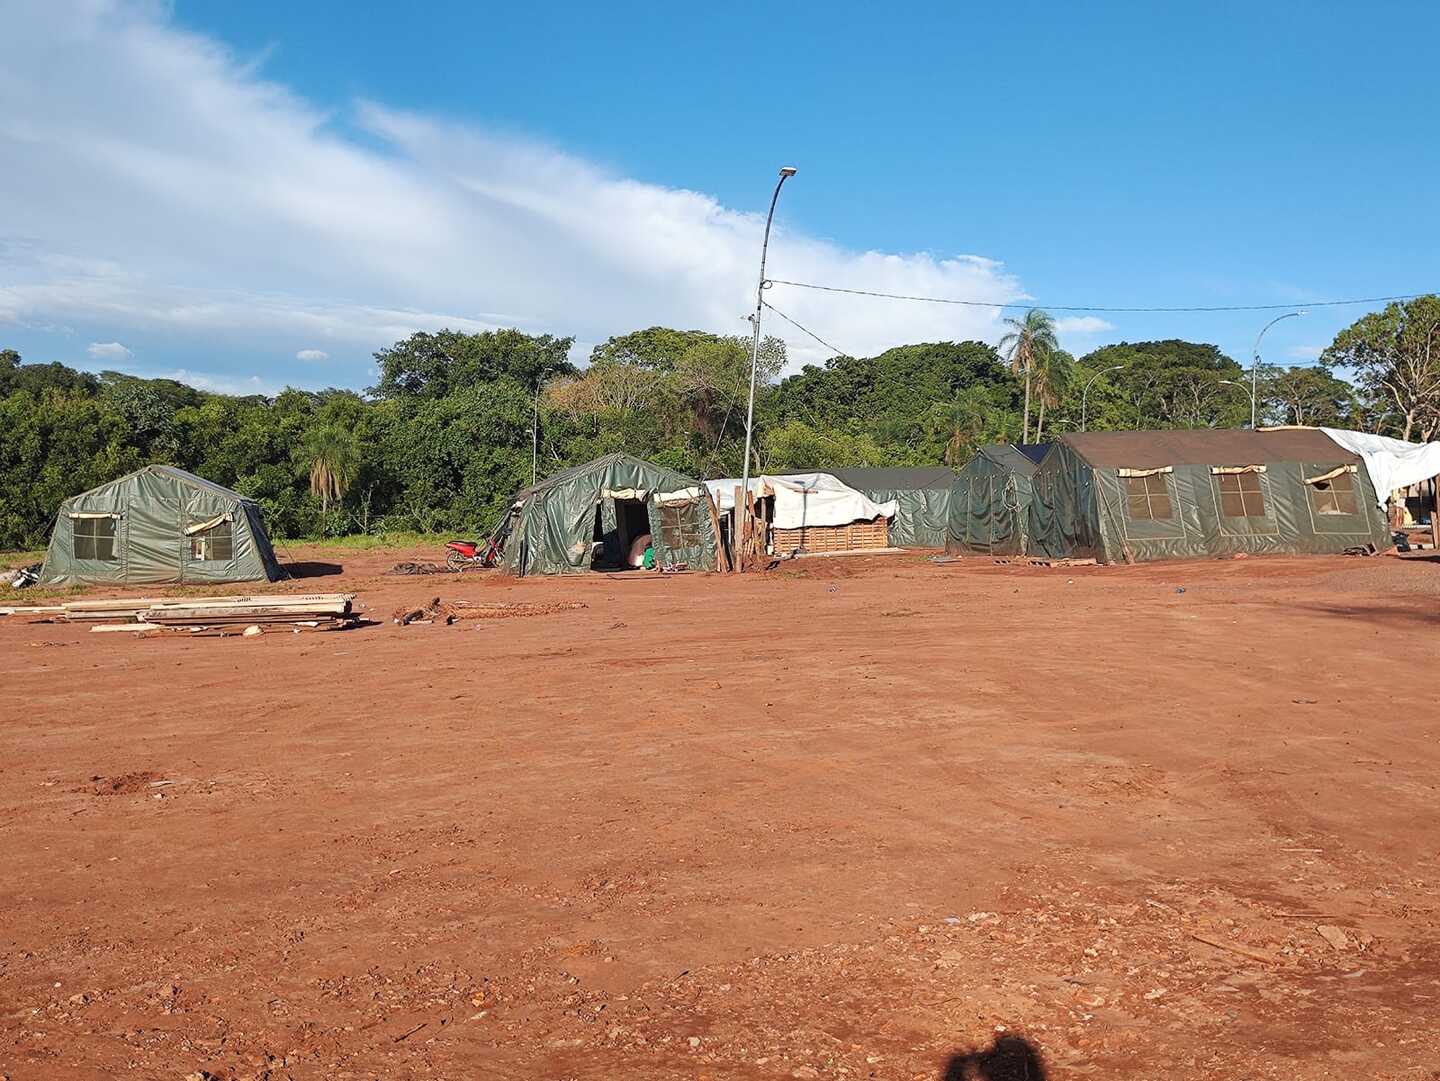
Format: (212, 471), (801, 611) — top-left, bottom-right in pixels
(184, 512), (230, 536)
(655, 486), (704, 506)
(1211, 464), (1267, 475)
(68, 511), (120, 519)
(601, 487), (649, 500)
(1116, 466), (1173, 477)
(1303, 464), (1357, 485)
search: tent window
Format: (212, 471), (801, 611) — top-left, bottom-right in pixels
(1215, 471), (1266, 518)
(73, 516), (117, 561)
(190, 521), (234, 561)
(1308, 470), (1358, 515)
(658, 502), (702, 551)
(1124, 473), (1173, 520)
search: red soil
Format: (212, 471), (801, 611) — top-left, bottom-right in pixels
(2, 547), (1438, 1079)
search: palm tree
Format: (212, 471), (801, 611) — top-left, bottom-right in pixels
(929, 394), (989, 465)
(303, 425), (360, 511)
(1031, 348), (1074, 441)
(997, 309), (1059, 443)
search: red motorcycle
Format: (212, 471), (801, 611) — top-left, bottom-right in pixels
(445, 536), (502, 571)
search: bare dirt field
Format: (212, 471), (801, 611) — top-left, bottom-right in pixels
(3, 547), (1439, 1080)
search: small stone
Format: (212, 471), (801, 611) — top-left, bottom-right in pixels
(243, 625), (263, 638)
(688, 1036), (701, 1049)
(792, 1068), (820, 1079)
(1316, 925), (1350, 950)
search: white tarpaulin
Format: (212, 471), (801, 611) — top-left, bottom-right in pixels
(1321, 428), (1440, 506)
(705, 473), (899, 530)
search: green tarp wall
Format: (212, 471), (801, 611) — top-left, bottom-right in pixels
(826, 466), (955, 548)
(1026, 430), (1391, 563)
(946, 445), (1041, 556)
(502, 452), (720, 576)
(40, 465), (285, 586)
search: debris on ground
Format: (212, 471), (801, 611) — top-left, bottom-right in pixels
(387, 561), (453, 575)
(1, 563), (40, 588)
(393, 598), (588, 625)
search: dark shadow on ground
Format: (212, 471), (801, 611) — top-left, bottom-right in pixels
(1289, 602), (1440, 628)
(283, 561), (344, 579)
(941, 1035), (1047, 1080)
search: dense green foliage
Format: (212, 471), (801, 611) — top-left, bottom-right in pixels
(1, 301), (1430, 551)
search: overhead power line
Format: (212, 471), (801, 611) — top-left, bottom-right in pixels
(762, 300), (853, 358)
(766, 279), (1435, 315)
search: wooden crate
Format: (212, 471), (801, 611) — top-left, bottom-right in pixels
(772, 516), (890, 554)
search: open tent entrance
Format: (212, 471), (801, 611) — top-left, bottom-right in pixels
(590, 495), (653, 571)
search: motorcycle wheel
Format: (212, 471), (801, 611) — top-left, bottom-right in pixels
(446, 550), (467, 572)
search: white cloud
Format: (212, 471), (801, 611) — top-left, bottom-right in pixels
(159, 368), (277, 396)
(0, 0), (1027, 379)
(1287, 344), (1324, 361)
(295, 348), (329, 362)
(85, 340), (132, 360)
(1054, 316), (1115, 335)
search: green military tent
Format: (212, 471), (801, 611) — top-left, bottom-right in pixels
(40, 465), (285, 586)
(500, 452), (721, 576)
(825, 466), (955, 547)
(946, 444), (1048, 556)
(1026, 429), (1391, 564)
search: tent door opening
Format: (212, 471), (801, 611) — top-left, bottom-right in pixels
(590, 497), (652, 571)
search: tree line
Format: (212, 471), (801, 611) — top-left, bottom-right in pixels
(1, 295), (1437, 551)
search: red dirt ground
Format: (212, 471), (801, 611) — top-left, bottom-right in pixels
(2, 547), (1439, 1080)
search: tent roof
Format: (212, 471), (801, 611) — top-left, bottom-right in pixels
(1015, 443), (1051, 465)
(70, 464), (254, 504)
(976, 444), (1044, 475)
(824, 466), (955, 490)
(1059, 429), (1363, 470)
(516, 452), (700, 503)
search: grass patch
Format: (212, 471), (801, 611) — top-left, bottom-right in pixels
(273, 531), (453, 552)
(1, 549), (45, 570)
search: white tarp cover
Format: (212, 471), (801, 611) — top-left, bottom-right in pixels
(705, 473), (899, 530)
(1321, 428), (1440, 505)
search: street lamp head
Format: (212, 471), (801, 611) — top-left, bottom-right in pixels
(1295, 309), (1308, 317)
(779, 166), (797, 178)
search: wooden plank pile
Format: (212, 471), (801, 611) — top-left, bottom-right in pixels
(1, 593), (359, 636)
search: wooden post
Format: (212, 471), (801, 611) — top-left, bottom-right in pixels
(1432, 475), (1440, 552)
(732, 485), (743, 574)
(704, 493), (730, 574)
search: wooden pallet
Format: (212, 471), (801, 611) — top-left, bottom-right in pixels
(772, 516), (890, 555)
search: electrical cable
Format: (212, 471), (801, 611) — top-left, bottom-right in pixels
(766, 279), (1434, 315)
(761, 299), (853, 358)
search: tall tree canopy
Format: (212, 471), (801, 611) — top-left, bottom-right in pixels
(1321, 296), (1440, 441)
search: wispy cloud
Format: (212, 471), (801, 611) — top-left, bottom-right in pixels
(86, 340), (132, 360)
(0, 0), (1025, 381)
(1054, 316), (1115, 335)
(295, 348), (329, 362)
(1287, 343), (1324, 361)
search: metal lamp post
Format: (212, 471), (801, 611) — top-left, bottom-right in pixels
(1081, 365), (1124, 432)
(737, 166), (797, 571)
(1217, 378), (1255, 427)
(1249, 311), (1305, 429)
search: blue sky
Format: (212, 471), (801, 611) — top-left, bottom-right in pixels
(2, 0), (1437, 394)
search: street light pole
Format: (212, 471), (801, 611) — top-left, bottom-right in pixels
(737, 165), (797, 572)
(1250, 311), (1305, 429)
(1081, 365), (1124, 432)
(1217, 378), (1256, 427)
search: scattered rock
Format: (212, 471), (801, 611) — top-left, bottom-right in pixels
(792, 1067), (820, 1079)
(1316, 924), (1350, 950)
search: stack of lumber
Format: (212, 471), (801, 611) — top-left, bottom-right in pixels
(1, 593), (358, 636)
